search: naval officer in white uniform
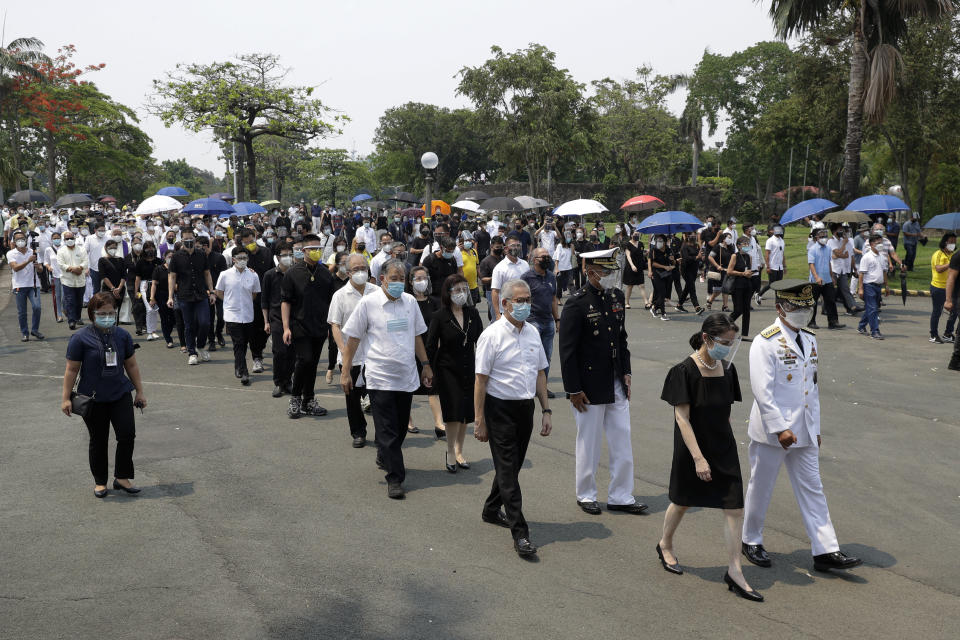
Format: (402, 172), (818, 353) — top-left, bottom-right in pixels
(741, 279), (862, 572)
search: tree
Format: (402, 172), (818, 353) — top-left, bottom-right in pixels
(0, 35), (49, 190)
(457, 44), (593, 199)
(150, 53), (344, 200)
(764, 0), (955, 201)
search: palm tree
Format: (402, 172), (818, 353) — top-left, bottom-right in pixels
(764, 1), (954, 201)
(666, 73), (708, 186)
(0, 36), (47, 101)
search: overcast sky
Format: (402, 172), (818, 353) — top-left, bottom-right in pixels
(15, 0), (782, 177)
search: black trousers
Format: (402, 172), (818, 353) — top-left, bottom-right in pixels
(130, 289), (146, 331)
(291, 335), (324, 401)
(174, 306), (186, 346)
(678, 267), (700, 308)
(812, 281), (839, 325)
(751, 274), (762, 295)
(226, 321), (253, 375)
(270, 319), (294, 387)
(327, 325), (339, 371)
(344, 364), (367, 438)
(158, 303), (176, 344)
(556, 270), (570, 300)
(760, 269), (783, 296)
(248, 294), (267, 359)
(209, 298), (224, 341)
(369, 389), (413, 484)
(483, 395), (534, 541)
(64, 285), (85, 324)
(651, 273), (668, 313)
(82, 394), (135, 485)
(671, 269), (683, 300)
(728, 285), (752, 336)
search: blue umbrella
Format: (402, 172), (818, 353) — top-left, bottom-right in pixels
(635, 211), (703, 235)
(352, 193), (373, 203)
(184, 198), (236, 215)
(156, 186), (190, 197)
(923, 212), (960, 231)
(229, 202), (267, 217)
(846, 194), (910, 214)
(779, 198), (838, 225)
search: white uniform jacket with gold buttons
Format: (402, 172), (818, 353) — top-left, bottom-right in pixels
(747, 318), (820, 447)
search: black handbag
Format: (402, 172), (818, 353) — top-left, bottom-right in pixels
(721, 275), (735, 294)
(69, 372), (95, 418)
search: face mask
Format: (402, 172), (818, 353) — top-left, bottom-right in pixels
(599, 271), (618, 289)
(412, 279), (429, 293)
(576, 232), (583, 240)
(307, 249), (323, 262)
(817, 238), (827, 246)
(356, 244), (366, 252)
(65, 238), (76, 247)
(234, 258), (248, 269)
(655, 241), (664, 249)
(947, 243), (957, 252)
(53, 238), (62, 246)
(165, 258), (173, 267)
(492, 248), (503, 256)
(363, 222), (370, 228)
(107, 248), (119, 257)
(37, 225), (45, 232)
(94, 315), (117, 329)
(464, 241), (473, 250)
(452, 291), (470, 306)
(386, 281), (405, 298)
(279, 255), (294, 267)
(492, 216), (498, 222)
(615, 226), (622, 233)
(564, 234), (572, 242)
(589, 236), (598, 243)
(293, 249), (305, 260)
(598, 231), (606, 239)
(538, 256), (554, 270)
(706, 339), (731, 361)
(133, 243), (143, 252)
(726, 239), (734, 246)
(394, 217), (400, 223)
(333, 244), (345, 252)
(780, 307), (811, 329)
(774, 227), (783, 236)
(507, 247), (520, 258)
(706, 221), (713, 228)
(81, 229), (90, 236)
(182, 239), (195, 250)
(509, 302), (531, 322)
(750, 229), (757, 236)
(147, 224), (155, 231)
(740, 246), (750, 254)
(96, 231), (105, 238)
(442, 251), (455, 259)
(15, 239), (27, 248)
(351, 270), (369, 285)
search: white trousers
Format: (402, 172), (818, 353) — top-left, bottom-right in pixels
(574, 381), (635, 505)
(742, 441), (840, 556)
(141, 281), (158, 333)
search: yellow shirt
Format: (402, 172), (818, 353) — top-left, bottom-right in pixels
(931, 249), (953, 288)
(461, 248), (479, 289)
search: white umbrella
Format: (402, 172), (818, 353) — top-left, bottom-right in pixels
(451, 200), (481, 212)
(553, 198), (608, 217)
(514, 195), (551, 209)
(135, 194), (183, 216)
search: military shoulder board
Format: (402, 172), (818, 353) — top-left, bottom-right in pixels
(760, 326), (781, 339)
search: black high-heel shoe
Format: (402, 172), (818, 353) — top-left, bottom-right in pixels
(456, 459), (470, 470)
(445, 452), (457, 474)
(723, 572), (763, 602)
(94, 487), (108, 498)
(435, 427), (446, 440)
(112, 480), (141, 494)
(656, 543), (683, 575)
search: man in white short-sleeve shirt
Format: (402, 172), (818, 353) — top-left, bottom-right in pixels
(490, 236), (530, 320)
(474, 278), (552, 558)
(215, 246), (262, 384)
(341, 258), (432, 500)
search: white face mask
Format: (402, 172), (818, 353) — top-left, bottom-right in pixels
(947, 243), (957, 252)
(132, 243), (143, 252)
(15, 239), (27, 248)
(817, 238), (827, 245)
(65, 239), (76, 247)
(234, 258), (248, 270)
(451, 291), (470, 306)
(780, 307), (811, 330)
(412, 279), (429, 293)
(107, 248), (119, 257)
(351, 270), (369, 285)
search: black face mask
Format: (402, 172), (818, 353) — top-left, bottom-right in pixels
(182, 239), (195, 249)
(537, 257), (554, 270)
(492, 248), (503, 256)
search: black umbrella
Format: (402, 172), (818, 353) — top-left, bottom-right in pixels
(389, 191), (421, 204)
(53, 193), (95, 209)
(900, 268), (908, 306)
(480, 196), (525, 213)
(8, 189), (51, 204)
(459, 190), (490, 202)
(210, 192), (235, 201)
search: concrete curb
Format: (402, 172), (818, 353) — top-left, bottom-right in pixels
(0, 265), (11, 316)
(892, 288), (931, 298)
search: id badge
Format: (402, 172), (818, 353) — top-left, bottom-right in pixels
(386, 317), (409, 333)
(105, 349), (118, 367)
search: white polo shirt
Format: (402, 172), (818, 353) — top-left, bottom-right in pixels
(475, 316), (548, 401)
(44, 245), (62, 278)
(341, 288), (427, 392)
(419, 243), (464, 266)
(215, 266), (261, 323)
(7, 247), (38, 289)
(827, 236), (852, 275)
(327, 281), (379, 365)
(490, 257), (530, 292)
(859, 250), (886, 285)
(369, 250), (390, 280)
(354, 225), (378, 252)
(765, 235), (785, 270)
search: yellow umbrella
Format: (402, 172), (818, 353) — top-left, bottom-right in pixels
(260, 199), (281, 208)
(421, 200), (450, 217)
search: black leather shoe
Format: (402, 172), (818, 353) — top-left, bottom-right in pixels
(376, 456), (386, 470)
(828, 323), (846, 330)
(272, 385), (284, 398)
(207, 343), (217, 352)
(577, 500), (602, 515)
(656, 543), (683, 575)
(481, 510), (510, 528)
(813, 550), (863, 572)
(724, 572), (763, 602)
(31, 331), (44, 340)
(457, 460), (470, 470)
(217, 335), (226, 347)
(240, 373), (250, 386)
(807, 322), (820, 330)
(112, 480), (141, 494)
(445, 452), (457, 473)
(94, 488), (108, 498)
(742, 542), (772, 567)
(387, 482), (405, 499)
(69, 322), (76, 330)
(608, 500), (649, 514)
(514, 537), (537, 557)
(352, 436), (365, 448)
(434, 427), (446, 440)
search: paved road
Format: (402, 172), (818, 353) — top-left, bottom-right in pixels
(1, 274), (958, 640)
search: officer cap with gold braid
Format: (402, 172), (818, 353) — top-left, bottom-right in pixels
(770, 278), (818, 308)
(580, 247), (620, 270)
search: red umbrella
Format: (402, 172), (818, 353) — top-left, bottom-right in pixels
(399, 207), (424, 218)
(98, 195), (117, 203)
(621, 195), (665, 212)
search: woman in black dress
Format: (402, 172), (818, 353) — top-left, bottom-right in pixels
(658, 313), (762, 602)
(622, 232), (648, 309)
(706, 232), (733, 311)
(407, 265), (446, 438)
(726, 236), (755, 339)
(424, 274), (483, 472)
(98, 239), (128, 316)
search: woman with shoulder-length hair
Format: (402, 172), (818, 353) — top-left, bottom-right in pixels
(61, 292), (148, 498)
(657, 313), (762, 602)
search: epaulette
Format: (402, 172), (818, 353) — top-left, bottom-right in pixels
(760, 325), (781, 339)
(801, 327), (816, 336)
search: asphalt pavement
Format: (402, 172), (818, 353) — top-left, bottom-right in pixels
(1, 273), (958, 640)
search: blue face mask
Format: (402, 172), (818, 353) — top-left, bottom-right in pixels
(293, 249), (305, 260)
(442, 251), (455, 259)
(707, 340), (731, 361)
(509, 302), (531, 322)
(95, 315), (116, 329)
(386, 281), (405, 298)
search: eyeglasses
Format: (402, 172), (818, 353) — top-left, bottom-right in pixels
(450, 287), (470, 295)
(708, 335), (737, 347)
(509, 296), (531, 304)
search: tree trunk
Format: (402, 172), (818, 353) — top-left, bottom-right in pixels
(45, 129), (57, 198)
(691, 141), (699, 186)
(916, 149), (931, 218)
(842, 28), (868, 202)
(244, 138), (258, 201)
(236, 142), (246, 201)
(9, 118), (22, 191)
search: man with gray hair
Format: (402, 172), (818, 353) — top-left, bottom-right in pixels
(475, 278), (552, 558)
(341, 258), (433, 499)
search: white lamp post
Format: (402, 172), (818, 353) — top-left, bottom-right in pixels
(421, 152), (438, 219)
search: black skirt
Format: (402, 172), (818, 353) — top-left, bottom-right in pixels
(435, 364), (474, 423)
(661, 357), (744, 509)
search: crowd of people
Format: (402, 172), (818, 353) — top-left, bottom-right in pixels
(3, 195), (951, 596)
